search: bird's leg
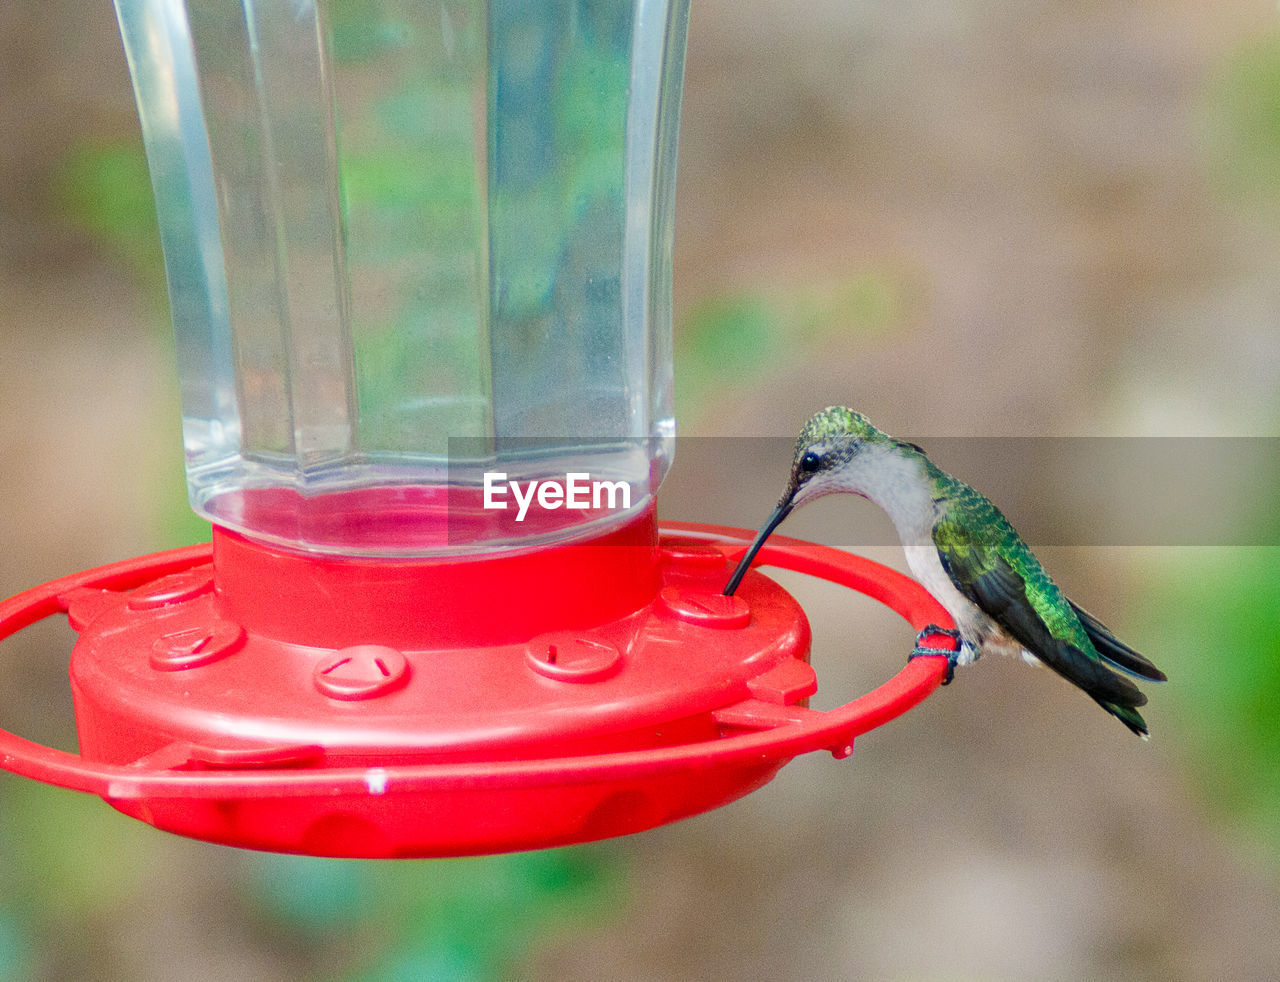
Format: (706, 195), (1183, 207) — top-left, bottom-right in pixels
(910, 624), (963, 685)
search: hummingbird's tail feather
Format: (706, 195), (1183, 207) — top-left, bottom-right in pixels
(1068, 600), (1166, 682)
(1094, 698), (1149, 738)
(1036, 636), (1156, 737)
(1035, 636), (1148, 708)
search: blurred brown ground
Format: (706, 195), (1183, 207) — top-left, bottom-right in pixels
(2, 1), (1279, 980)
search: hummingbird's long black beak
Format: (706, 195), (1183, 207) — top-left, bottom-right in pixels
(723, 499), (794, 596)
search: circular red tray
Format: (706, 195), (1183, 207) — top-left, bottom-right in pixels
(0, 523), (952, 857)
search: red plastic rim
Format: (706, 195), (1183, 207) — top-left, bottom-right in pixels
(67, 508), (808, 775)
(0, 524), (954, 856)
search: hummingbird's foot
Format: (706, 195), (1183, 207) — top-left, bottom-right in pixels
(909, 624), (963, 685)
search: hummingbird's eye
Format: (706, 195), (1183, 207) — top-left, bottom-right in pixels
(799, 450), (823, 473)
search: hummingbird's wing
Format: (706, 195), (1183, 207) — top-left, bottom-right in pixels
(932, 517), (1151, 734)
(1067, 600), (1166, 682)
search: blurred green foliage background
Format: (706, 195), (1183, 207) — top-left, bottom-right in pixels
(2, 1), (1280, 980)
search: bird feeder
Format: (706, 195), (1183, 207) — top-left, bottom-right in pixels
(0, 0), (952, 857)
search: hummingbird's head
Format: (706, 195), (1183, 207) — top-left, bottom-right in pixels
(724, 407), (917, 595)
(781, 406), (906, 509)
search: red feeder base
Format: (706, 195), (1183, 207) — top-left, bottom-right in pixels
(0, 519), (953, 858)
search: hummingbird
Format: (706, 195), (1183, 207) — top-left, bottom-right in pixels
(723, 406), (1165, 737)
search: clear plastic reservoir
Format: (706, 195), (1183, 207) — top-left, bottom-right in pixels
(114, 0), (689, 555)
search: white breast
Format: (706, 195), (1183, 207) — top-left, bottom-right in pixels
(902, 544), (986, 666)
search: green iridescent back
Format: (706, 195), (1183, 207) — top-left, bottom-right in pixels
(930, 466), (1096, 656)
